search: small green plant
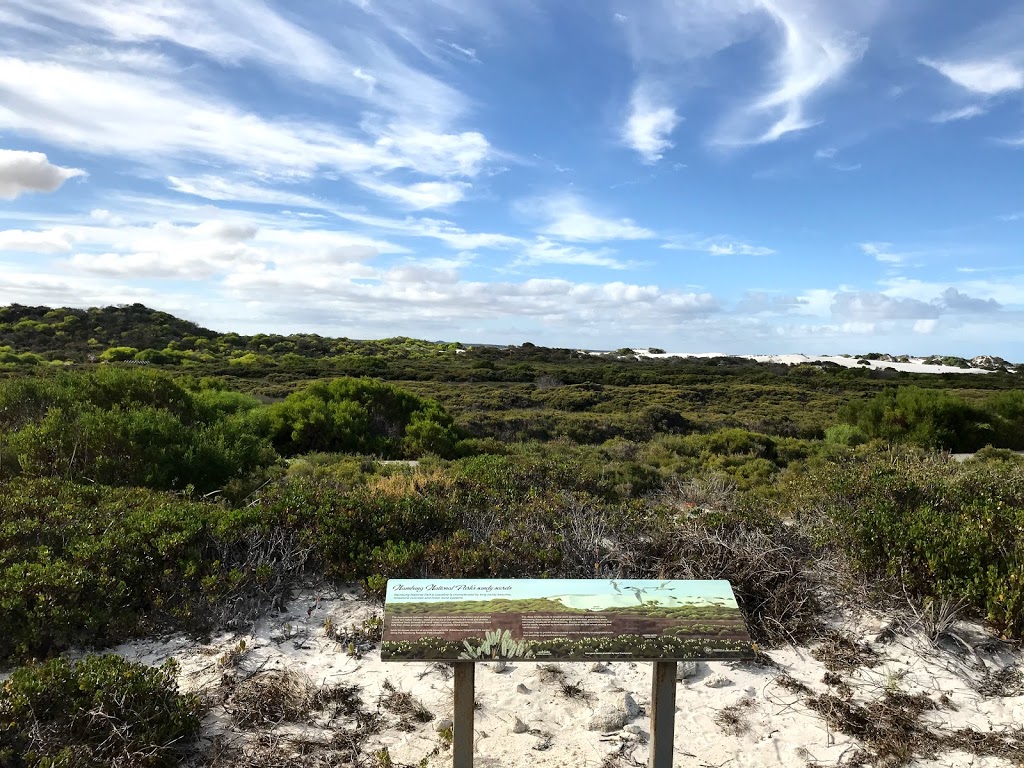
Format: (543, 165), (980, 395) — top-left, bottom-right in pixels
(458, 629), (536, 660)
(0, 655), (202, 768)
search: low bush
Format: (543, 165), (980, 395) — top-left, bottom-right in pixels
(0, 654), (202, 768)
(778, 447), (1024, 638)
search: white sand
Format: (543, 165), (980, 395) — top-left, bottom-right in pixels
(628, 351), (999, 375)
(102, 587), (1024, 767)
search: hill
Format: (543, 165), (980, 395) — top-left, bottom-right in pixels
(0, 303), (218, 359)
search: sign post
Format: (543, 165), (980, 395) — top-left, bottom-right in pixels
(649, 660), (678, 768)
(382, 579), (753, 768)
(453, 663), (475, 768)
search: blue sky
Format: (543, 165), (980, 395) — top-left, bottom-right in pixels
(0, 0), (1022, 357)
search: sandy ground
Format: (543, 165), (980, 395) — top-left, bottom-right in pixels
(627, 352), (999, 375)
(102, 586), (1024, 767)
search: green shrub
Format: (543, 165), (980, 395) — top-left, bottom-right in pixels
(0, 479), (301, 662)
(0, 655), (202, 768)
(824, 423), (868, 447)
(840, 386), (991, 451)
(779, 448), (1024, 638)
(0, 370), (279, 493)
(268, 377), (465, 458)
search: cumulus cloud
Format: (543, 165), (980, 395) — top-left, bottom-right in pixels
(0, 228), (74, 253)
(832, 291), (940, 321)
(0, 149), (86, 200)
(938, 287), (1001, 313)
(621, 85), (681, 164)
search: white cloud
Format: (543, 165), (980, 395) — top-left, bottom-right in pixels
(513, 238), (631, 270)
(2, 0), (469, 126)
(525, 194), (655, 242)
(860, 241), (909, 265)
(223, 270), (720, 332)
(356, 179), (471, 209)
(621, 85), (681, 164)
(619, 1), (877, 148)
(814, 147), (837, 159)
(6, 211), (408, 281)
(0, 228), (74, 253)
(0, 58), (493, 184)
(832, 291), (940, 321)
(929, 105), (987, 123)
(337, 211), (521, 250)
(711, 1), (872, 146)
(168, 176), (329, 209)
(0, 149), (86, 200)
(663, 236), (775, 256)
(882, 276), (1024, 307)
(921, 57), (1024, 95)
(913, 319), (938, 334)
(439, 41), (479, 62)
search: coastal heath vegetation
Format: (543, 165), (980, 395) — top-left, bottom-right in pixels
(1, 303), (1023, 757)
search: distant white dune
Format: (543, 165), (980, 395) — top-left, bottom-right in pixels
(624, 351), (998, 375)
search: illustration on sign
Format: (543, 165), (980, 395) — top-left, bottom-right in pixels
(381, 579), (754, 661)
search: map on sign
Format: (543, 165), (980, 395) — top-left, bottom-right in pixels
(381, 579), (755, 661)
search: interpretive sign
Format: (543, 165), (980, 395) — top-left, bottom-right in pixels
(381, 578), (754, 662)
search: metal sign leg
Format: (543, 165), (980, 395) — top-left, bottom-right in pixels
(649, 661), (677, 768)
(453, 663), (475, 768)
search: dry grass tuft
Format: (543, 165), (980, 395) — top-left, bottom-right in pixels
(811, 630), (880, 672)
(537, 663), (566, 684)
(775, 675), (811, 695)
(558, 679), (595, 703)
(803, 688), (1024, 767)
(713, 697), (755, 735)
(230, 668), (314, 727)
(379, 679), (434, 724)
(975, 666), (1024, 697)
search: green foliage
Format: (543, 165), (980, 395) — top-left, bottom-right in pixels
(0, 655), (202, 768)
(824, 423), (869, 447)
(779, 448), (1024, 638)
(268, 377), (464, 458)
(0, 369), (278, 492)
(0, 479), (231, 660)
(840, 386), (996, 451)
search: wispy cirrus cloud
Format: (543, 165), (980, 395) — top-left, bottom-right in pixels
(921, 57), (1024, 96)
(522, 193), (655, 242)
(354, 179), (471, 210)
(663, 236), (775, 256)
(618, 0), (881, 149)
(0, 58), (492, 183)
(1, 0), (470, 126)
(512, 238), (633, 270)
(860, 241), (911, 265)
(929, 104), (987, 123)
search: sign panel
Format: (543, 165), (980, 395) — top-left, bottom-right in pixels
(381, 579), (754, 662)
